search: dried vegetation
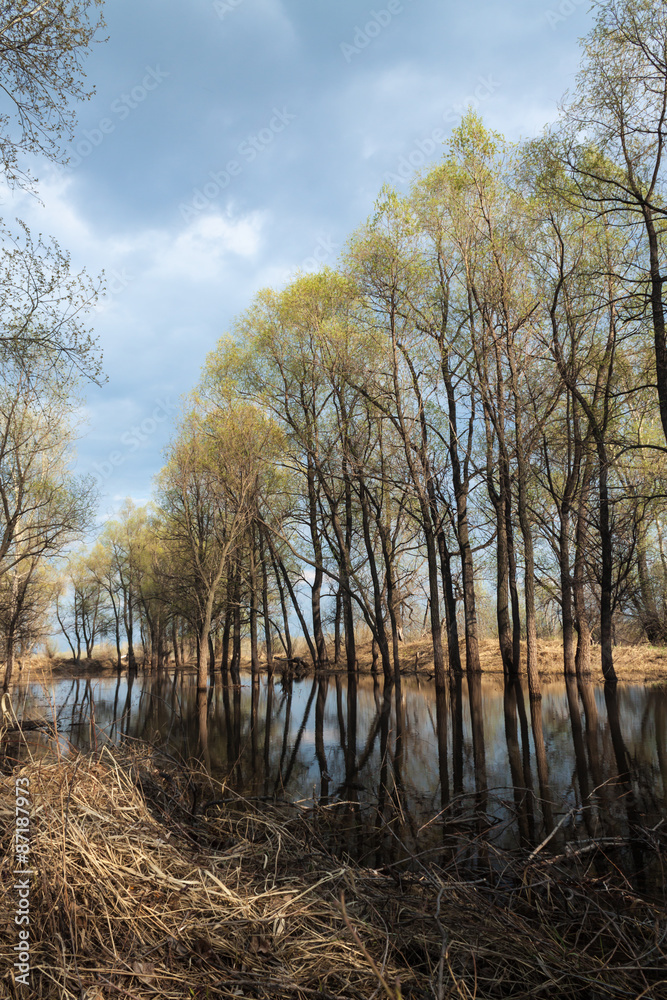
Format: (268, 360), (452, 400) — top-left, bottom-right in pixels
(1, 740), (666, 998)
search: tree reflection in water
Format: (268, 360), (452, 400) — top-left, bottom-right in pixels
(25, 668), (666, 895)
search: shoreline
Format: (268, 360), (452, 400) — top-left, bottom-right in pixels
(13, 637), (667, 688)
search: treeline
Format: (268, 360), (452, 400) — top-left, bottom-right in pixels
(54, 104), (667, 705)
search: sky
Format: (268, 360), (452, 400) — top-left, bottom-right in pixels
(3, 0), (595, 524)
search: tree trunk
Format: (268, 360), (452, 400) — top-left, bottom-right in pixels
(437, 526), (462, 674)
(644, 207), (667, 445)
(271, 539), (317, 666)
(271, 548), (293, 661)
(249, 529), (260, 681)
(231, 563), (242, 687)
(358, 482), (392, 684)
(3, 624), (15, 691)
(260, 528), (274, 676)
(598, 449), (617, 683)
(220, 599), (232, 679)
(306, 459), (328, 667)
(516, 454), (540, 698)
(441, 348), (481, 675)
(208, 632), (216, 686)
(503, 461), (522, 677)
(125, 590), (137, 672)
(559, 502), (577, 676)
(333, 590), (342, 668)
(574, 460), (593, 677)
(422, 501), (448, 691)
(172, 619), (181, 670)
(496, 488), (514, 676)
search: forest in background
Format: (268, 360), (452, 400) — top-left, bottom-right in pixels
(4, 0), (667, 703)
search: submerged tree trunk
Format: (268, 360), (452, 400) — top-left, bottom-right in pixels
(493, 476), (514, 677)
(231, 563), (242, 687)
(439, 530), (462, 674)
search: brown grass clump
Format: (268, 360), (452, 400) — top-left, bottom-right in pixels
(1, 743), (666, 999)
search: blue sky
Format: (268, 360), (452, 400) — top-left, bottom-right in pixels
(3, 0), (594, 522)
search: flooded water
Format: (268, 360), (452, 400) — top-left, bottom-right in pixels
(7, 669), (667, 886)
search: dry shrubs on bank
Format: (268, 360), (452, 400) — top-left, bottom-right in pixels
(0, 743), (665, 999)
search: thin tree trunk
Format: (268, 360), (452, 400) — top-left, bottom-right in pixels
(269, 538), (317, 666)
(574, 460), (593, 677)
(260, 528), (274, 676)
(503, 460), (522, 677)
(220, 600), (232, 678)
(306, 459), (328, 667)
(644, 207), (667, 444)
(333, 590), (342, 668)
(516, 457), (540, 698)
(598, 449), (617, 683)
(441, 345), (481, 675)
(208, 632), (216, 686)
(172, 619), (181, 670)
(3, 623), (15, 691)
(436, 525), (462, 674)
(249, 528), (260, 681)
(560, 504), (577, 676)
(231, 563), (242, 687)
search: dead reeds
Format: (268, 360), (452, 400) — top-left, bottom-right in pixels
(1, 740), (665, 999)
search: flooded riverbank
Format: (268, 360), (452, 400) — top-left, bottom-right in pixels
(3, 742), (665, 1000)
(6, 669), (666, 885)
(3, 668), (666, 998)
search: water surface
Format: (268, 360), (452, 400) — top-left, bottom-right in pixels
(8, 669), (667, 887)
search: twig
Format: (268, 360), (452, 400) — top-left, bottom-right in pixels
(339, 891), (400, 1000)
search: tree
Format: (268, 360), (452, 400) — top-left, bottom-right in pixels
(0, 364), (94, 572)
(55, 553), (108, 663)
(0, 557), (53, 688)
(158, 405), (273, 692)
(0, 223), (102, 386)
(556, 0), (667, 446)
(0, 0), (106, 189)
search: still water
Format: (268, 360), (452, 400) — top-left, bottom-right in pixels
(9, 669), (667, 880)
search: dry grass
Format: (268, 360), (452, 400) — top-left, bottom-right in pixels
(1, 740), (666, 999)
(350, 635), (667, 685)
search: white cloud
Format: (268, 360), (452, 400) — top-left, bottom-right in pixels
(155, 209), (267, 281)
